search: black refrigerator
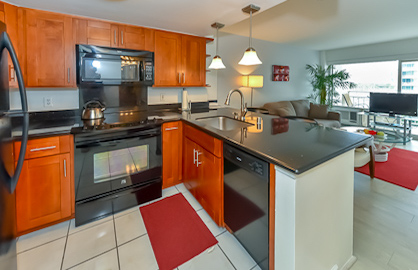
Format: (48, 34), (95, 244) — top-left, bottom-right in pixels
(0, 21), (28, 270)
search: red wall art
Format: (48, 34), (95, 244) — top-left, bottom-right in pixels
(272, 65), (289, 81)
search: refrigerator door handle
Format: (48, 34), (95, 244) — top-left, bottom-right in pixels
(0, 32), (28, 193)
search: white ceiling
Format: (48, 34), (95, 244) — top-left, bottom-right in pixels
(8, 0), (418, 51)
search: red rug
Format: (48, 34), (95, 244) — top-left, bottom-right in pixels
(140, 193), (217, 270)
(355, 148), (418, 190)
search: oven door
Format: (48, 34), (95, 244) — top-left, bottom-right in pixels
(74, 127), (162, 202)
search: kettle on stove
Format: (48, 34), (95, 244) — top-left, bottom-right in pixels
(82, 100), (106, 120)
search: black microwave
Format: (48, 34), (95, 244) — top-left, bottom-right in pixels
(76, 44), (154, 86)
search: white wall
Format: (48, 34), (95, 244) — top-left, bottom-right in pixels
(10, 88), (79, 112)
(216, 33), (320, 109)
(324, 37), (418, 65)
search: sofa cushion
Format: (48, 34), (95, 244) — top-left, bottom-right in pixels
(315, 119), (341, 128)
(263, 101), (296, 117)
(290, 100), (310, 117)
(309, 103), (328, 119)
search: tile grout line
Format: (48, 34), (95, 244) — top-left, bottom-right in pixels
(60, 221), (71, 270)
(17, 235), (68, 255)
(216, 243), (237, 270)
(112, 214), (121, 270)
(117, 232), (148, 248)
(68, 217), (113, 236)
(65, 248), (118, 270)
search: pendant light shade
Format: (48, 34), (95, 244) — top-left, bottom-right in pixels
(208, 22), (226, 70)
(239, 4), (262, 66)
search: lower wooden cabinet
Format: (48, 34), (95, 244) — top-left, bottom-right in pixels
(162, 121), (182, 189)
(183, 125), (223, 226)
(15, 135), (74, 235)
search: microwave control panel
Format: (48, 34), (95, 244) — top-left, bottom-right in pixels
(145, 61), (153, 81)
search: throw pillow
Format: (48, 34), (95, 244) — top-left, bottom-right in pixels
(263, 101), (296, 117)
(309, 103), (328, 119)
(290, 100), (310, 117)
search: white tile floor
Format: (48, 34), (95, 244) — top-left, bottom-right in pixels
(16, 140), (418, 270)
(16, 183), (260, 270)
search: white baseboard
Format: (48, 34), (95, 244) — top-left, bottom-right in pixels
(341, 256), (357, 270)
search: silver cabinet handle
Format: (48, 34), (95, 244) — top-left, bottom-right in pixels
(67, 68), (70, 83)
(114, 29), (117, 44)
(196, 151), (202, 167)
(193, 149), (196, 164)
(178, 73), (181, 84)
(121, 31), (124, 45)
(165, 127), (178, 131)
(30, 145), (56, 152)
(64, 159), (67, 178)
(183, 73), (185, 84)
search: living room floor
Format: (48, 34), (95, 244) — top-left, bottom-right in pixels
(352, 139), (418, 270)
(15, 140), (418, 270)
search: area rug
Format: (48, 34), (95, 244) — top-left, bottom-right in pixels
(140, 193), (217, 270)
(355, 148), (418, 190)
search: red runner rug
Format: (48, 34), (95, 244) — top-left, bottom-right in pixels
(355, 148), (418, 190)
(140, 193), (217, 270)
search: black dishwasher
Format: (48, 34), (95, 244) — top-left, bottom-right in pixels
(224, 143), (270, 270)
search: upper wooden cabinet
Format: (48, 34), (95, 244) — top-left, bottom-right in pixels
(74, 18), (154, 51)
(0, 2), (20, 88)
(22, 9), (75, 87)
(154, 31), (206, 87)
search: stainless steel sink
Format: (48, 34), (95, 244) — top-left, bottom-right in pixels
(196, 116), (253, 131)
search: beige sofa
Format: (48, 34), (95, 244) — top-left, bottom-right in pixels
(263, 99), (341, 128)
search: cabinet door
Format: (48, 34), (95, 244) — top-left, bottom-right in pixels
(119, 25), (145, 50)
(162, 121), (182, 189)
(196, 146), (223, 226)
(181, 35), (206, 87)
(25, 10), (74, 87)
(16, 153), (71, 233)
(154, 31), (182, 86)
(0, 3), (19, 88)
(182, 137), (199, 195)
(74, 19), (114, 47)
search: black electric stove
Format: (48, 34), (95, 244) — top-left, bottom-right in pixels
(71, 110), (164, 226)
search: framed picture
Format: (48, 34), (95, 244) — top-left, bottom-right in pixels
(272, 65), (289, 81)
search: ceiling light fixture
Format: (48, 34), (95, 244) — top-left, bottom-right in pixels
(239, 4), (262, 66)
(208, 22), (226, 70)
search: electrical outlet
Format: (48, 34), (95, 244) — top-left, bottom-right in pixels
(43, 97), (53, 107)
(160, 94), (165, 101)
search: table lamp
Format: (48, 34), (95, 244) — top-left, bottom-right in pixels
(241, 75), (263, 106)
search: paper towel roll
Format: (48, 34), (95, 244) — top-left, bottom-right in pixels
(182, 89), (189, 110)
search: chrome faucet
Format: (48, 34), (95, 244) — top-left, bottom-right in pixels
(224, 89), (248, 121)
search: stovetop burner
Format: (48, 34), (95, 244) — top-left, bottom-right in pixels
(72, 111), (164, 134)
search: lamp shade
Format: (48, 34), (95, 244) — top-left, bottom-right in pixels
(242, 75), (264, 88)
(238, 47), (262, 66)
(208, 55), (226, 69)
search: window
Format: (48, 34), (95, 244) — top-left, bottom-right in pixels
(334, 61), (398, 108)
(401, 60), (418, 93)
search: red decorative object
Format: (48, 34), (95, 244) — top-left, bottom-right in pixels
(355, 148), (418, 190)
(140, 193), (218, 270)
(272, 65), (290, 81)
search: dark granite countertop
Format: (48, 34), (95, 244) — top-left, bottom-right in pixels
(178, 108), (372, 174)
(10, 107), (372, 174)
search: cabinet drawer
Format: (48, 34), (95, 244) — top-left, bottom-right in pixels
(184, 124), (222, 158)
(14, 135), (72, 160)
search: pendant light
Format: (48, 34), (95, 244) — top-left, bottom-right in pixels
(238, 4), (262, 66)
(208, 22), (226, 69)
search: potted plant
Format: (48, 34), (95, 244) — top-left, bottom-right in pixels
(306, 64), (356, 107)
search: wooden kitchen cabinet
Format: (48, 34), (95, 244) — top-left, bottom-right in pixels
(183, 124), (223, 225)
(74, 18), (154, 51)
(154, 31), (206, 87)
(0, 2), (20, 88)
(15, 135), (74, 235)
(162, 121), (183, 189)
(181, 35), (206, 86)
(23, 9), (75, 87)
